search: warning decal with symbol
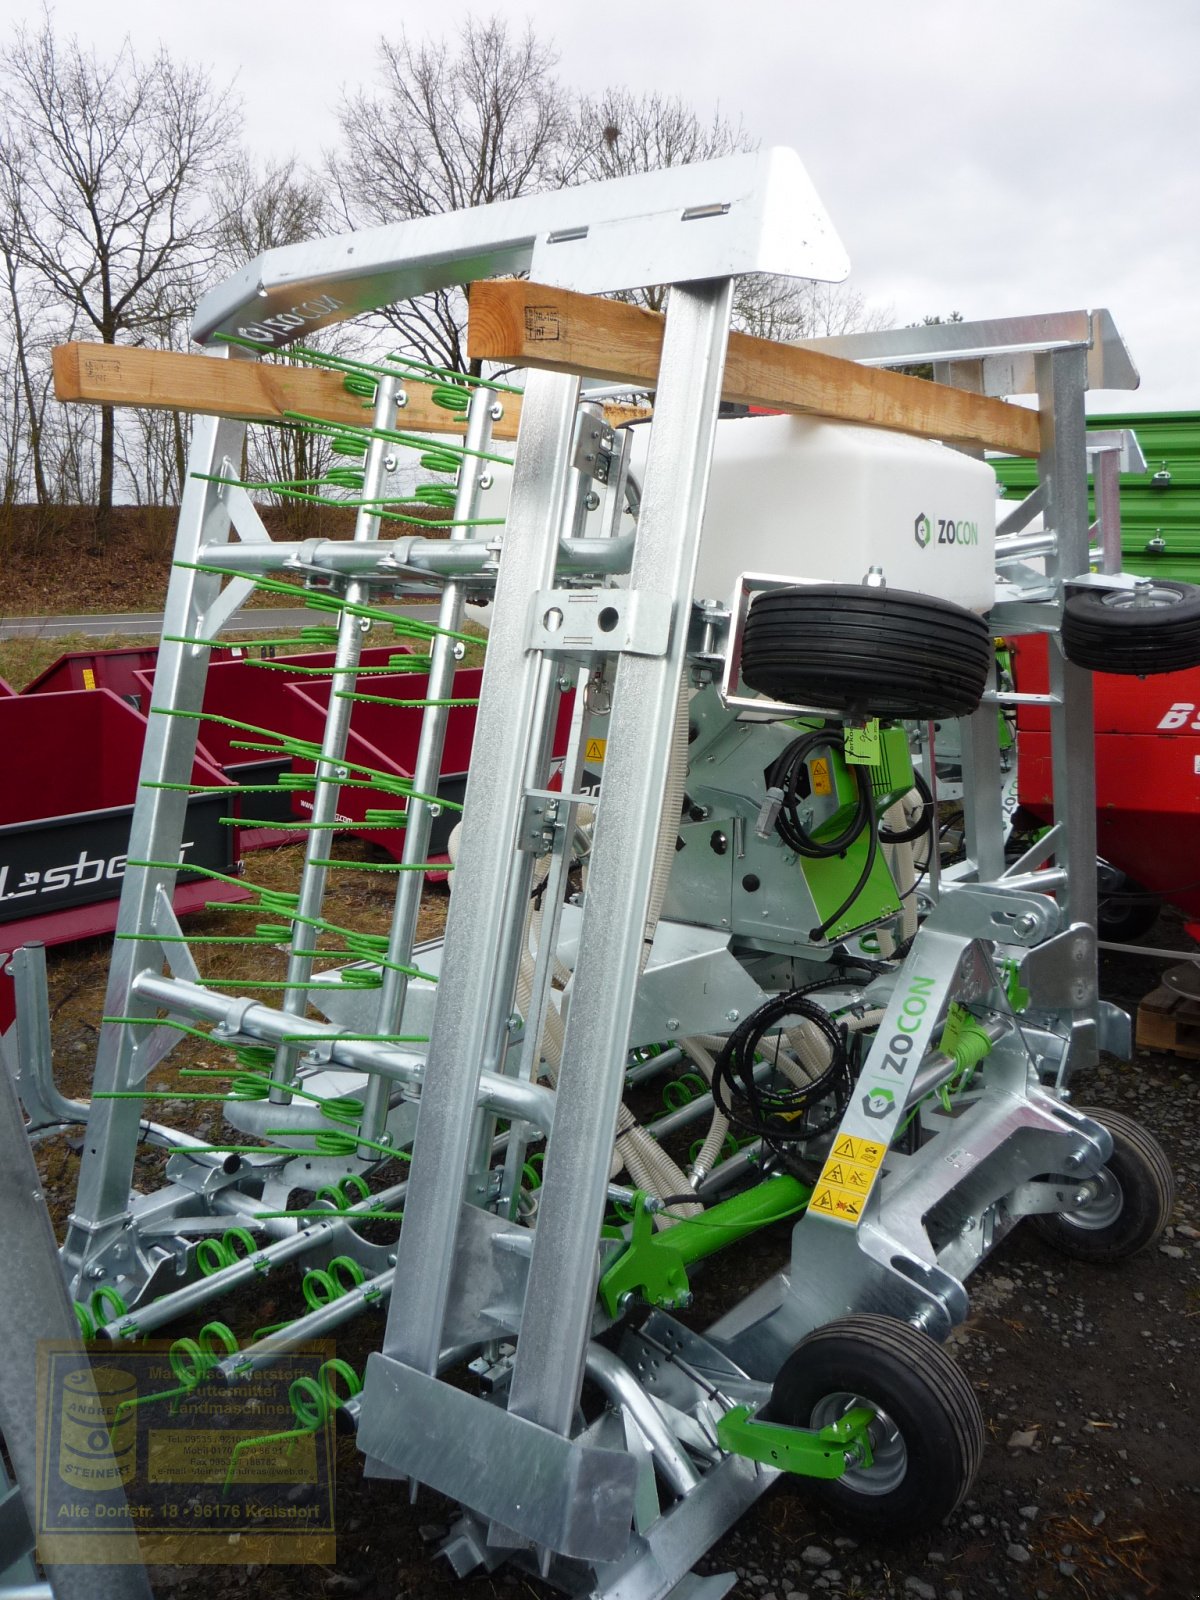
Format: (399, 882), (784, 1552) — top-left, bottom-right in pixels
(810, 1183), (863, 1224)
(585, 738), (607, 764)
(832, 1133), (886, 1169)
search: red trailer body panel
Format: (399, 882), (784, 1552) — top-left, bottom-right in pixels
(1011, 636), (1200, 916)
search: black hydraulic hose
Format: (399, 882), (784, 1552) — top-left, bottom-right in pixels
(877, 766), (935, 846)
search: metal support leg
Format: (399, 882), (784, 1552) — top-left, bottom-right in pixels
(375, 368), (581, 1381)
(506, 279), (734, 1440)
(63, 403), (249, 1288)
(1038, 349), (1099, 1064)
(356, 385), (498, 1153)
(0, 1035), (153, 1600)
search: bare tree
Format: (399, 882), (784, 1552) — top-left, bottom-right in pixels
(211, 152), (352, 531)
(0, 19), (237, 541)
(213, 152), (327, 271)
(734, 275), (892, 344)
(330, 18), (572, 373)
(571, 90), (884, 342)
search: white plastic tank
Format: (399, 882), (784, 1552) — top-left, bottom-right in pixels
(693, 414), (997, 613)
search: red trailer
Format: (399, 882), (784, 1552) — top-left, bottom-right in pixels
(0, 686), (249, 1028)
(1012, 635), (1200, 920)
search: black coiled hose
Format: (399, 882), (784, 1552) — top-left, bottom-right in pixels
(711, 990), (851, 1148)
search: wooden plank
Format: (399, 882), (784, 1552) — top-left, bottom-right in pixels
(468, 280), (1043, 457)
(51, 343), (523, 439)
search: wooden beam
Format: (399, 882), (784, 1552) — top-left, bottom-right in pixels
(51, 343), (523, 439)
(468, 280), (1042, 457)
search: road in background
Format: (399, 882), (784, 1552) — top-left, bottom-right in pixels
(0, 605), (442, 640)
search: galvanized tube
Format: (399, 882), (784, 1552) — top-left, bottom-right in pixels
(130, 972), (555, 1136)
(506, 280), (734, 1441)
(583, 1344), (700, 1496)
(270, 376), (401, 1100)
(196, 533), (636, 578)
(377, 369), (582, 1385)
(994, 531), (1058, 561)
(357, 386), (497, 1156)
(624, 1047), (685, 1087)
(215, 1267), (395, 1381)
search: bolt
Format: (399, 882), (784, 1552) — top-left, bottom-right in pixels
(725, 1009), (740, 1024)
(489, 402), (504, 421)
(452, 641), (466, 660)
(666, 1019), (680, 1033)
(584, 491), (600, 511)
(395, 392), (408, 410)
(383, 454), (398, 472)
(508, 1012), (524, 1034)
(1015, 913), (1039, 934)
(478, 472), (493, 491)
(676, 1290), (694, 1309)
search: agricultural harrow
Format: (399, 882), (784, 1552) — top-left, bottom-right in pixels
(1, 149), (1191, 1599)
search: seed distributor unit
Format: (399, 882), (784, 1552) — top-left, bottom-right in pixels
(1, 150), (1190, 1600)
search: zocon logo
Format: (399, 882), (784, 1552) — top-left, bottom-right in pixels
(914, 513), (980, 549)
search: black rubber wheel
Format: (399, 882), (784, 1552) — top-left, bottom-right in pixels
(741, 585), (991, 720)
(1096, 861), (1162, 943)
(1062, 581), (1200, 675)
(1029, 1107), (1175, 1262)
(765, 1314), (984, 1534)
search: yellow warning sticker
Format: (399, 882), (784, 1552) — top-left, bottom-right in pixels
(809, 757), (832, 797)
(809, 1182), (865, 1225)
(817, 1156), (877, 1200)
(831, 1133), (886, 1169)
(82, 667), (96, 690)
(585, 738), (607, 764)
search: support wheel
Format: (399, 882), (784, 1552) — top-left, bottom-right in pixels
(1063, 581), (1200, 675)
(740, 585), (991, 720)
(1096, 861), (1162, 943)
(1029, 1107), (1174, 1262)
(766, 1314), (983, 1534)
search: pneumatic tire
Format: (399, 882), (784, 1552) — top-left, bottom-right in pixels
(765, 1314), (984, 1535)
(1062, 581), (1200, 675)
(1028, 1107), (1175, 1263)
(740, 585), (991, 720)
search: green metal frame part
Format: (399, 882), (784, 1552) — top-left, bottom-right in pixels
(716, 1402), (875, 1479)
(598, 1175), (810, 1317)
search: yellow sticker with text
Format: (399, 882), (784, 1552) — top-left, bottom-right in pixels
(82, 668), (96, 690)
(809, 757), (832, 796)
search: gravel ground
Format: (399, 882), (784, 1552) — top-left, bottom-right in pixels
(26, 913), (1200, 1600)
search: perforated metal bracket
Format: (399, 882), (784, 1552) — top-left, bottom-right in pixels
(518, 791), (565, 856)
(572, 411), (616, 484)
(528, 587), (672, 660)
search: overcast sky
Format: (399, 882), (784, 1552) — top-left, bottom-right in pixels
(18, 0), (1200, 412)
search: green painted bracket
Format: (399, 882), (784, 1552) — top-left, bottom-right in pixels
(597, 1177), (810, 1319)
(716, 1403), (875, 1479)
(598, 1192), (691, 1316)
